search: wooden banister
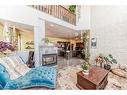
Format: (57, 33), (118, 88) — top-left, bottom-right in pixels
(29, 5), (76, 25)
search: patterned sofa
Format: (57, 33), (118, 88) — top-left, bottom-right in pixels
(0, 52), (57, 90)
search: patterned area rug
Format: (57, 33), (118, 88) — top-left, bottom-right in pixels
(28, 58), (127, 90)
(56, 65), (127, 90)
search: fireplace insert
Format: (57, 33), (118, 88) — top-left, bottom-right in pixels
(42, 54), (57, 66)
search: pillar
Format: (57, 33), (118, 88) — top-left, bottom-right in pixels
(34, 19), (45, 67)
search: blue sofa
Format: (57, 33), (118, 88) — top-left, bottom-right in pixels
(0, 51), (57, 90)
(0, 64), (57, 90)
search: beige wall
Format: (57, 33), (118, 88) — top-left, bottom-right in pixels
(90, 6), (127, 65)
(20, 31), (34, 51)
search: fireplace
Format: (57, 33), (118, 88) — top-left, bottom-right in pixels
(39, 46), (58, 66)
(42, 54), (57, 66)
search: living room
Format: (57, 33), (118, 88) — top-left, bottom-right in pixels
(0, 5), (127, 91)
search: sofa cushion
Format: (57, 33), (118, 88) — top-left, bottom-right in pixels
(111, 68), (127, 78)
(0, 58), (21, 80)
(15, 64), (30, 76)
(0, 64), (10, 88)
(8, 56), (25, 67)
(4, 56), (30, 76)
(5, 57), (20, 68)
(15, 51), (29, 64)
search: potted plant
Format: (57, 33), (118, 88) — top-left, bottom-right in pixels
(68, 5), (76, 13)
(41, 38), (50, 46)
(81, 63), (90, 75)
(104, 54), (117, 70)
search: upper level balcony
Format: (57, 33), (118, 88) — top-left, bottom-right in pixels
(29, 5), (76, 25)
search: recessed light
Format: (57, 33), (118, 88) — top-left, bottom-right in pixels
(50, 24), (54, 27)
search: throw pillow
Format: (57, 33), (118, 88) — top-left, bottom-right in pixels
(0, 58), (21, 80)
(8, 56), (25, 67)
(8, 56), (30, 76)
(111, 68), (127, 78)
(15, 56), (25, 64)
(5, 57), (19, 68)
(15, 64), (30, 76)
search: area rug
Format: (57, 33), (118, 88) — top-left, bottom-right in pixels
(56, 65), (127, 90)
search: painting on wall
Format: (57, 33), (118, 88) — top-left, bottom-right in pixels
(25, 41), (34, 50)
(91, 38), (97, 49)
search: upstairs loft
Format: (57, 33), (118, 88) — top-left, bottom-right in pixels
(29, 5), (76, 25)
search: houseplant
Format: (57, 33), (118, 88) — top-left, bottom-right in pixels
(81, 32), (90, 62)
(104, 54), (117, 70)
(81, 63), (90, 75)
(68, 5), (76, 13)
(41, 38), (55, 46)
(41, 38), (50, 44)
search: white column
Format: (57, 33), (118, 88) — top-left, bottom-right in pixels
(34, 19), (45, 67)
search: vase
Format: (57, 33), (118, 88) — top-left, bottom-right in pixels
(82, 69), (89, 75)
(104, 64), (111, 70)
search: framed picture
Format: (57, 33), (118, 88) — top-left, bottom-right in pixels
(91, 38), (97, 48)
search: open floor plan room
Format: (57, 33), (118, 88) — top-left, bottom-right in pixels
(0, 5), (127, 90)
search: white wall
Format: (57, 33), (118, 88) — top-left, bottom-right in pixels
(90, 6), (127, 65)
(76, 6), (91, 30)
(0, 6), (37, 26)
(0, 6), (76, 30)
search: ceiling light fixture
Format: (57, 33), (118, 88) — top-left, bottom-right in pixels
(50, 24), (54, 27)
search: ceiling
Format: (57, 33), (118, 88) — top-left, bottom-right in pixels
(0, 19), (80, 39)
(0, 19), (33, 32)
(45, 21), (79, 39)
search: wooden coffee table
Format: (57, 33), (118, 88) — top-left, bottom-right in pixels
(76, 67), (109, 90)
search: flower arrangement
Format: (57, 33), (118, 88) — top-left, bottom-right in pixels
(0, 41), (15, 56)
(95, 54), (104, 68)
